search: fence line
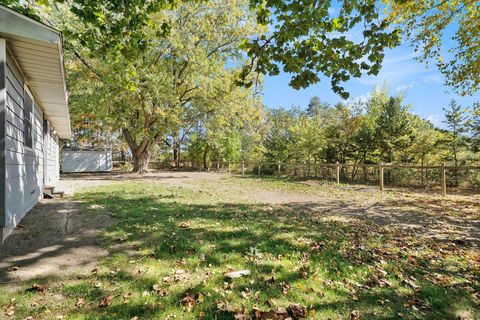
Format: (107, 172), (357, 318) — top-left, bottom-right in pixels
(113, 160), (480, 196)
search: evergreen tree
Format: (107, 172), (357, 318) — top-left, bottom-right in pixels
(443, 100), (468, 166)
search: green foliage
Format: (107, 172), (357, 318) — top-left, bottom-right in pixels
(52, 0), (261, 171)
(469, 103), (480, 152)
(172, 0), (392, 97)
(442, 100), (469, 166)
(386, 0), (480, 96)
(0, 0), (44, 19)
(374, 97), (413, 163)
(243, 0), (401, 98)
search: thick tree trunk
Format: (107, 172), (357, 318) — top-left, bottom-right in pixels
(133, 149), (151, 173)
(123, 128), (153, 174)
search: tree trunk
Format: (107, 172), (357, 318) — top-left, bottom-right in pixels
(123, 128), (153, 174)
(133, 149), (150, 173)
(203, 145), (209, 170)
(421, 157), (426, 187)
(173, 144), (181, 168)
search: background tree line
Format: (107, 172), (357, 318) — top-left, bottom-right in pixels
(73, 85), (480, 171)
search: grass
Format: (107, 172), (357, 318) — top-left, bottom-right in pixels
(1, 176), (479, 319)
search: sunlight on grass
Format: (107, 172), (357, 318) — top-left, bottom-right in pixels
(1, 179), (478, 319)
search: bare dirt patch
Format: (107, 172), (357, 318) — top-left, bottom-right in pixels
(0, 199), (115, 288)
(57, 170), (479, 248)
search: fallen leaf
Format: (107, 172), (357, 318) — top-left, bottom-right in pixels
(152, 284), (168, 296)
(179, 221), (190, 228)
(99, 295), (113, 308)
(29, 284), (46, 292)
(75, 298), (85, 307)
(403, 277), (420, 290)
(350, 310), (361, 320)
(4, 307), (15, 317)
(280, 281), (291, 296)
(181, 293), (196, 311)
(288, 304), (306, 319)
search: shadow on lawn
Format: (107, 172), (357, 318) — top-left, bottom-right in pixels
(59, 188), (479, 320)
(0, 183), (478, 319)
(0, 200), (114, 284)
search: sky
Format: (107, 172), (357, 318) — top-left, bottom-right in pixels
(261, 36), (479, 130)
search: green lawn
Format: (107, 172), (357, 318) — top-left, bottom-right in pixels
(1, 178), (478, 319)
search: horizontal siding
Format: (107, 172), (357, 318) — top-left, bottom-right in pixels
(4, 48), (45, 234)
(5, 163), (44, 180)
(6, 105), (24, 132)
(5, 65), (23, 96)
(45, 123), (59, 186)
(6, 77), (23, 107)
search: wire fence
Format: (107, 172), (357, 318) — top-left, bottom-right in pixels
(113, 160), (480, 196)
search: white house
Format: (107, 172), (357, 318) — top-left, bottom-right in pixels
(0, 5), (71, 242)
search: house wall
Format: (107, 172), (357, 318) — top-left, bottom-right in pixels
(62, 150), (113, 173)
(0, 39), (6, 240)
(1, 44), (59, 241)
(44, 120), (59, 186)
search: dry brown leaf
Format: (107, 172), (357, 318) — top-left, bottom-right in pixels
(280, 281), (291, 296)
(4, 307), (15, 317)
(75, 298), (85, 307)
(152, 284), (168, 296)
(181, 293), (196, 311)
(350, 310), (361, 320)
(99, 295), (113, 308)
(29, 284), (46, 292)
(179, 221), (190, 228)
(288, 304), (306, 319)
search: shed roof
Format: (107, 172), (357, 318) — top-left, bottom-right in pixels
(0, 5), (71, 139)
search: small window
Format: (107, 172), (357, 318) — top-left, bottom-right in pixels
(24, 91), (33, 149)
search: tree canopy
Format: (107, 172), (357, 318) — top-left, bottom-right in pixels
(1, 0), (478, 173)
(384, 0), (480, 96)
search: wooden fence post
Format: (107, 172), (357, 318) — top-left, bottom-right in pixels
(379, 162), (384, 191)
(242, 162), (245, 175)
(257, 164), (261, 175)
(440, 163), (447, 197)
(278, 162), (281, 176)
(216, 161), (220, 171)
(336, 162), (340, 184)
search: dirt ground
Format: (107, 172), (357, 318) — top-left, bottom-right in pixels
(0, 199), (114, 286)
(1, 170), (478, 287)
(58, 171), (480, 247)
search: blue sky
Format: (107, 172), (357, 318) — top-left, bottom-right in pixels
(262, 39), (479, 129)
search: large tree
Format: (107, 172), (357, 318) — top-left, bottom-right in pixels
(49, 0), (261, 172)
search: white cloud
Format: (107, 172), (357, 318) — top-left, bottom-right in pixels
(396, 81), (416, 94)
(354, 51), (429, 86)
(346, 92), (371, 105)
(424, 74), (442, 84)
(426, 114), (444, 128)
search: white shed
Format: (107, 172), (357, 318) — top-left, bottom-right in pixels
(62, 150), (113, 173)
(0, 5), (71, 242)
